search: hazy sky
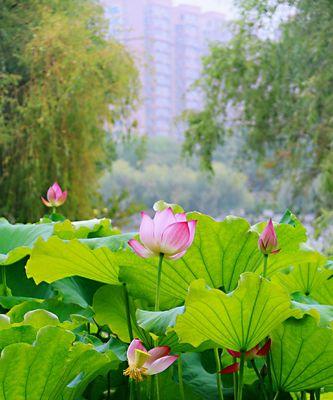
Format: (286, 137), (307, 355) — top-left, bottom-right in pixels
(173, 0), (238, 19)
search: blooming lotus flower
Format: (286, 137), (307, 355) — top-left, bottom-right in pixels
(41, 182), (67, 208)
(220, 339), (271, 374)
(258, 219), (280, 255)
(123, 339), (178, 381)
(128, 207), (197, 260)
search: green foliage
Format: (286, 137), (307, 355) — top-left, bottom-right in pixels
(0, 0), (139, 222)
(175, 273), (295, 351)
(183, 0), (333, 211)
(101, 137), (255, 220)
(0, 326), (111, 399)
(0, 206), (332, 399)
(270, 316), (333, 391)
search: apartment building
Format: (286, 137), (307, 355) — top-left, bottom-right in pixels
(102, 0), (229, 137)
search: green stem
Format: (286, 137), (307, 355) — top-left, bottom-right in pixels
(52, 206), (56, 214)
(263, 254), (269, 278)
(315, 389), (321, 400)
(107, 371), (111, 400)
(214, 348), (224, 400)
(233, 358), (238, 400)
(178, 355), (186, 400)
(273, 391), (279, 400)
(301, 391), (306, 400)
(237, 351), (245, 400)
(266, 351), (273, 393)
(123, 283), (134, 341)
(250, 359), (268, 400)
(153, 254), (164, 400)
(310, 391), (315, 400)
(1, 266), (7, 295)
(155, 253), (164, 312)
(130, 379), (136, 400)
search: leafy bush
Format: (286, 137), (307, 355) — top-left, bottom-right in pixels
(0, 205), (332, 399)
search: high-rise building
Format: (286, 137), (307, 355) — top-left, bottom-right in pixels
(102, 0), (229, 137)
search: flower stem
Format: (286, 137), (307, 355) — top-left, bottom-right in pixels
(123, 283), (134, 341)
(214, 348), (224, 400)
(237, 351), (245, 400)
(233, 357), (238, 400)
(52, 206), (56, 214)
(155, 253), (164, 311)
(263, 254), (269, 278)
(250, 359), (268, 400)
(273, 391), (279, 400)
(1, 266), (8, 296)
(153, 253), (164, 400)
(266, 351), (273, 393)
(178, 355), (186, 400)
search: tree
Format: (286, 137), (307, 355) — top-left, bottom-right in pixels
(0, 0), (139, 221)
(183, 0), (333, 212)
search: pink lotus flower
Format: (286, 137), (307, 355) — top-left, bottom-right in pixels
(258, 219), (280, 255)
(220, 339), (271, 374)
(128, 207), (197, 260)
(41, 182), (67, 208)
(123, 339), (178, 381)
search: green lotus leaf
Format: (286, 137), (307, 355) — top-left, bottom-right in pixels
(119, 213), (320, 309)
(270, 316), (333, 391)
(0, 326), (110, 399)
(136, 306), (185, 336)
(0, 325), (37, 349)
(26, 236), (126, 285)
(93, 284), (144, 343)
(0, 219), (54, 265)
(175, 272), (295, 350)
(273, 263), (332, 304)
(291, 300), (333, 328)
(53, 218), (119, 239)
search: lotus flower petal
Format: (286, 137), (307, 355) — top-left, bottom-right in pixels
(153, 208), (176, 241)
(128, 239), (154, 258)
(127, 339), (147, 365)
(160, 222), (190, 254)
(146, 346), (170, 365)
(219, 362), (240, 374)
(56, 190), (67, 206)
(140, 212), (157, 250)
(175, 213), (187, 222)
(41, 197), (52, 207)
(187, 220), (197, 247)
(145, 355), (178, 375)
(227, 349), (241, 358)
(47, 187), (57, 203)
(166, 250), (187, 260)
(51, 182), (63, 198)
(256, 339), (271, 357)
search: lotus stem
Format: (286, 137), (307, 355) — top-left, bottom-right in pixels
(178, 354), (186, 400)
(263, 254), (268, 278)
(153, 253), (164, 400)
(233, 357), (238, 400)
(237, 351), (246, 400)
(1, 266), (8, 296)
(250, 359), (268, 400)
(123, 283), (134, 341)
(155, 253), (164, 312)
(214, 348), (224, 400)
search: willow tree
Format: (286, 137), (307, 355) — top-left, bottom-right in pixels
(183, 0), (333, 212)
(0, 0), (139, 221)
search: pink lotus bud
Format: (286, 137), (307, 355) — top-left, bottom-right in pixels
(258, 219), (280, 255)
(123, 338), (178, 381)
(41, 182), (67, 208)
(128, 207), (197, 260)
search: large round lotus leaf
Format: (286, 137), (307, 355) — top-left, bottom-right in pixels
(175, 272), (295, 351)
